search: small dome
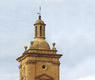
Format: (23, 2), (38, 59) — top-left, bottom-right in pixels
(30, 38), (50, 50)
(35, 19), (45, 25)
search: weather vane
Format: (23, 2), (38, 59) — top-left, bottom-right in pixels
(37, 6), (41, 16)
(37, 6), (41, 19)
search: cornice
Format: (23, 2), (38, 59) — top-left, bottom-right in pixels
(16, 53), (62, 62)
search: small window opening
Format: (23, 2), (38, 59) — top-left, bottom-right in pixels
(40, 26), (42, 36)
(42, 65), (46, 70)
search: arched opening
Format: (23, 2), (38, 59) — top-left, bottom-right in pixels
(35, 26), (37, 37)
(40, 26), (42, 36)
(35, 74), (54, 80)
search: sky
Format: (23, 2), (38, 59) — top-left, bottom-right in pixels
(0, 0), (95, 80)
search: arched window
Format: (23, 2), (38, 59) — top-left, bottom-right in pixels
(40, 26), (42, 36)
(35, 26), (37, 37)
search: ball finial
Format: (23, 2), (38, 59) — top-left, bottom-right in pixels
(24, 46), (27, 51)
(52, 42), (56, 50)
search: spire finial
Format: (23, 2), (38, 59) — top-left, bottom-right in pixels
(37, 6), (41, 20)
(24, 45), (27, 51)
(52, 42), (56, 50)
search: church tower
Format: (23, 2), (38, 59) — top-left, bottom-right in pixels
(17, 14), (62, 80)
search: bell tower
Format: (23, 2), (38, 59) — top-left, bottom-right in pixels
(17, 14), (62, 80)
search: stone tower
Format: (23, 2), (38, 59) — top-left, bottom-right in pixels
(17, 15), (62, 80)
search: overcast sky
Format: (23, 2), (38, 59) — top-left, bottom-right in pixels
(0, 0), (95, 80)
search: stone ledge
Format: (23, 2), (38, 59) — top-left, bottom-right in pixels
(17, 53), (62, 62)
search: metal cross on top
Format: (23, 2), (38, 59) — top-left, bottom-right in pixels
(37, 6), (41, 17)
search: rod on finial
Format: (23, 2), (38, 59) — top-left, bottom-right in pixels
(39, 6), (41, 16)
(37, 6), (41, 19)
